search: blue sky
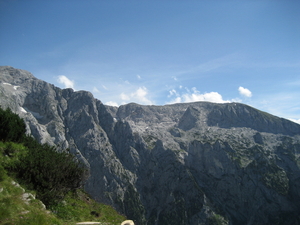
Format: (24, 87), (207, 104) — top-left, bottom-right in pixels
(1, 0), (300, 123)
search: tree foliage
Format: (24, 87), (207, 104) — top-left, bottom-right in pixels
(16, 136), (86, 205)
(0, 107), (26, 143)
(0, 106), (87, 206)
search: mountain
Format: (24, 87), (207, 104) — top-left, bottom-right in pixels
(1, 66), (300, 225)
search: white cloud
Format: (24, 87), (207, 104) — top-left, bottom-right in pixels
(57, 75), (74, 89)
(137, 75), (141, 80)
(288, 118), (300, 124)
(238, 86), (252, 97)
(120, 93), (130, 101)
(167, 87), (230, 104)
(119, 87), (154, 105)
(119, 86), (153, 105)
(131, 87), (153, 105)
(168, 96), (182, 104)
(182, 91), (229, 103)
(105, 101), (119, 107)
(168, 89), (177, 97)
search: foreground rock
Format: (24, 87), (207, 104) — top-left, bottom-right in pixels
(121, 220), (135, 225)
(1, 66), (300, 225)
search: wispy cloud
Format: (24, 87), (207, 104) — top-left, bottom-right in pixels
(174, 53), (242, 77)
(92, 87), (100, 93)
(120, 92), (130, 101)
(253, 92), (300, 124)
(240, 60), (300, 69)
(168, 89), (177, 98)
(286, 79), (300, 86)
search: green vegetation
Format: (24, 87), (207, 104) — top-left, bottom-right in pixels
(0, 175), (62, 225)
(0, 107), (26, 143)
(50, 190), (126, 224)
(13, 138), (86, 206)
(208, 213), (228, 225)
(263, 170), (289, 195)
(0, 172), (126, 225)
(0, 107), (126, 224)
(143, 135), (157, 150)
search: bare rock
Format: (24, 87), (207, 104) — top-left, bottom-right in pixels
(1, 66), (300, 225)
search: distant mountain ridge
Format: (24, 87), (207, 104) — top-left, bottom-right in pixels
(1, 66), (300, 225)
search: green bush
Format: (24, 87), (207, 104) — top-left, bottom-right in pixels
(0, 107), (26, 143)
(14, 136), (87, 206)
(0, 107), (87, 206)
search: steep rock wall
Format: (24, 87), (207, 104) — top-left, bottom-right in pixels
(1, 66), (300, 225)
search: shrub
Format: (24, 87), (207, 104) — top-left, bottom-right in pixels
(14, 136), (87, 206)
(0, 106), (87, 206)
(0, 107), (26, 143)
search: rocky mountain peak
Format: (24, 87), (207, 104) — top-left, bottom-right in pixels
(1, 66), (300, 225)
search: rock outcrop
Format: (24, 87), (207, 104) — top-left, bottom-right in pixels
(1, 66), (300, 225)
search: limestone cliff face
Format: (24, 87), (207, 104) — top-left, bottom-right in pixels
(1, 66), (300, 225)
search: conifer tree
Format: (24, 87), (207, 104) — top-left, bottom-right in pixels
(0, 107), (26, 142)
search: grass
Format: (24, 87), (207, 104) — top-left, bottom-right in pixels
(0, 141), (126, 225)
(0, 176), (62, 225)
(50, 190), (126, 224)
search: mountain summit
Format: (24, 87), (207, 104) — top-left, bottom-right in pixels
(1, 66), (300, 225)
